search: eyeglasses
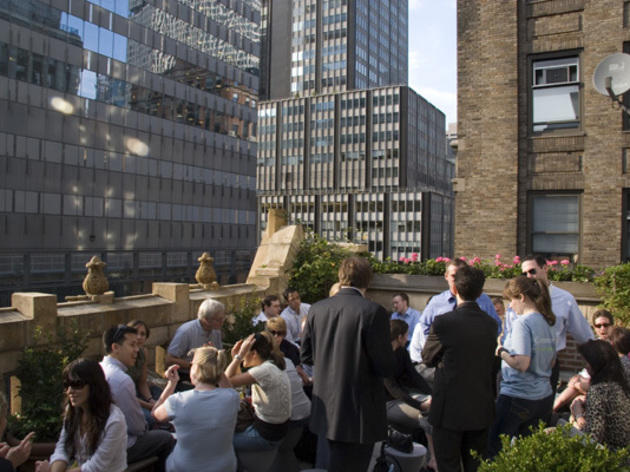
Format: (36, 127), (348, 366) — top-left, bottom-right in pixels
(594, 323), (611, 329)
(63, 379), (87, 390)
(521, 268), (537, 276)
(268, 330), (286, 337)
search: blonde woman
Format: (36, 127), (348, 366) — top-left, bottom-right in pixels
(153, 347), (239, 472)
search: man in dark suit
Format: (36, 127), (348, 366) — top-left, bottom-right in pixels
(301, 256), (396, 472)
(422, 265), (498, 472)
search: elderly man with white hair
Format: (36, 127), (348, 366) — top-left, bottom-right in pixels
(166, 298), (226, 387)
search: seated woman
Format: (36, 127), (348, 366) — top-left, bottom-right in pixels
(610, 326), (630, 382)
(266, 317), (311, 386)
(126, 320), (162, 426)
(152, 346), (240, 472)
(570, 340), (630, 450)
(35, 358), (127, 472)
(386, 320), (436, 470)
(225, 332), (291, 452)
(0, 392), (34, 472)
(553, 309), (614, 413)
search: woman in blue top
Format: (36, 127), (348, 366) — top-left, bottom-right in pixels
(153, 346), (240, 472)
(488, 276), (556, 457)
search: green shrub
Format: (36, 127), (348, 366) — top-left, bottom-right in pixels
(9, 322), (89, 442)
(222, 297), (264, 348)
(476, 423), (630, 472)
(594, 263), (630, 326)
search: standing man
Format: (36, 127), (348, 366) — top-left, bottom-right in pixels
(505, 255), (595, 391)
(301, 257), (396, 472)
(252, 294), (282, 326)
(410, 258), (501, 363)
(101, 325), (175, 471)
(281, 288), (311, 344)
(422, 266), (498, 472)
(166, 298), (226, 384)
(391, 292), (421, 344)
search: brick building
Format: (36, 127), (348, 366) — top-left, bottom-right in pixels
(456, 0), (630, 267)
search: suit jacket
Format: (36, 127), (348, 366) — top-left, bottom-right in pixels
(422, 301), (498, 431)
(301, 287), (396, 443)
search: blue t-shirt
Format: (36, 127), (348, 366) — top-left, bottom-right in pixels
(500, 312), (556, 400)
(164, 388), (240, 472)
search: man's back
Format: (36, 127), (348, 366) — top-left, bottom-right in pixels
(301, 287), (395, 443)
(423, 302), (498, 431)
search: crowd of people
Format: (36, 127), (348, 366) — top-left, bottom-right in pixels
(1, 254), (629, 472)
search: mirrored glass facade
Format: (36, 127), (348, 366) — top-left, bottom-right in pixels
(0, 0), (260, 303)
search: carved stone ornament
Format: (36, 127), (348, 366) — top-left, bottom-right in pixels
(195, 252), (219, 289)
(82, 256), (109, 295)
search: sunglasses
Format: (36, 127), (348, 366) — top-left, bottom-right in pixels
(268, 330), (286, 337)
(594, 323), (611, 329)
(63, 379), (87, 390)
(521, 268), (537, 276)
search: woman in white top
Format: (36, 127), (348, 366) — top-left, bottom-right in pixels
(226, 332), (291, 452)
(152, 346), (240, 472)
(35, 359), (127, 472)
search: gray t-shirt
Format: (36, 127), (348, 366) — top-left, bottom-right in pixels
(164, 388), (240, 472)
(167, 319), (222, 372)
(501, 312), (556, 400)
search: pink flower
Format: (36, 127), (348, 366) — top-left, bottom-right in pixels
(472, 256), (481, 264)
(495, 254), (501, 260)
(548, 260), (558, 266)
(435, 256), (443, 262)
(403, 257), (411, 264)
(442, 257), (451, 262)
(411, 252), (419, 262)
(560, 259), (570, 265)
(460, 256), (468, 262)
(399, 256), (405, 262)
(495, 260), (501, 266)
(513, 255), (521, 264)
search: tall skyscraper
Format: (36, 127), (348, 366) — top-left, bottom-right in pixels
(0, 0), (261, 304)
(260, 0), (408, 100)
(257, 0), (453, 260)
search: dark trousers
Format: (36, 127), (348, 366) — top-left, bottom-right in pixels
(127, 430), (175, 472)
(550, 358), (561, 394)
(488, 393), (553, 458)
(432, 426), (488, 472)
(327, 440), (373, 472)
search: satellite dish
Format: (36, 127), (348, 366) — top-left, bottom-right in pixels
(593, 53), (630, 97)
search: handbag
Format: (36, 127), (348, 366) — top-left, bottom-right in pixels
(386, 426), (414, 454)
(235, 398), (255, 432)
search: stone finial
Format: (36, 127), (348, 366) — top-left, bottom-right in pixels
(195, 252), (219, 289)
(82, 256), (109, 296)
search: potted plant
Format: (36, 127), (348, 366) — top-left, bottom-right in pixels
(7, 322), (88, 460)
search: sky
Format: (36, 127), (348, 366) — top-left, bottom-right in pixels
(407, 0), (457, 127)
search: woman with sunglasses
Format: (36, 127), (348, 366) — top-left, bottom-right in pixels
(488, 276), (556, 457)
(225, 332), (291, 453)
(35, 359), (127, 472)
(266, 317), (311, 385)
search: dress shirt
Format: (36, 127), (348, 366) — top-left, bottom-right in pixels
(100, 356), (146, 448)
(281, 303), (311, 343)
(504, 284), (594, 351)
(167, 319), (223, 372)
(391, 307), (422, 340)
(252, 311), (268, 326)
(49, 404), (127, 472)
(409, 290), (501, 363)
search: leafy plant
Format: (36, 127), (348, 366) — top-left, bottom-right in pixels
(9, 322), (89, 442)
(475, 423), (630, 472)
(594, 263), (630, 326)
(222, 297), (264, 348)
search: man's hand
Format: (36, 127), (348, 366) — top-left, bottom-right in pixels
(7, 431), (34, 468)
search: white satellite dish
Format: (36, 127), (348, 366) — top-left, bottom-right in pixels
(593, 53), (630, 97)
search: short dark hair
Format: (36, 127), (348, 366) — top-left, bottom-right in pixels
(446, 258), (469, 271)
(454, 265), (485, 301)
(610, 326), (630, 355)
(262, 294), (280, 311)
(283, 288), (299, 301)
(522, 254), (547, 268)
(393, 292), (409, 304)
(103, 325), (137, 353)
(338, 256), (372, 289)
(390, 319), (409, 341)
(592, 308), (614, 326)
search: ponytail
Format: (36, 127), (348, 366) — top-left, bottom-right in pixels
(503, 276), (555, 326)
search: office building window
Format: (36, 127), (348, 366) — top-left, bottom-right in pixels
(532, 57), (579, 132)
(531, 194), (579, 256)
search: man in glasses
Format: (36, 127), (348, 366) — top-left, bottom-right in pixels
(504, 254), (594, 392)
(101, 325), (175, 471)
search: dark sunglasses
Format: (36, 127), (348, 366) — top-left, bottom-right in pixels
(594, 323), (611, 329)
(63, 379), (87, 390)
(521, 268), (537, 276)
(268, 330), (286, 337)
